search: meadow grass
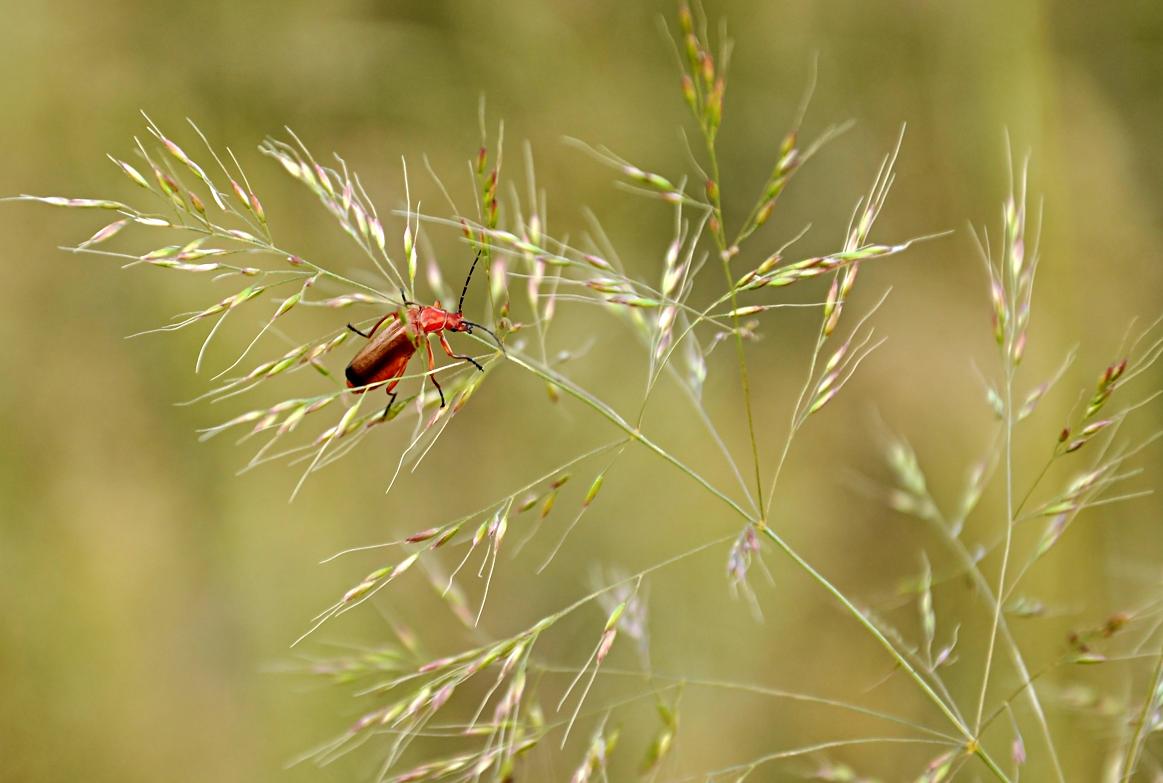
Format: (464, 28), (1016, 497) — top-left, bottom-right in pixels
(9, 3), (1163, 781)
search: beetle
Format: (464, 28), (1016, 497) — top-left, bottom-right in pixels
(344, 251), (502, 412)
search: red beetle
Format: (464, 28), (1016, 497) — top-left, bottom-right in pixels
(345, 252), (502, 411)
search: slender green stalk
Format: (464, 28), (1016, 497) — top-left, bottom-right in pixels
(764, 330), (825, 519)
(506, 351), (752, 523)
(756, 527), (989, 752)
(1122, 647), (1163, 782)
(704, 138), (767, 521)
(688, 736), (959, 783)
(506, 349), (1010, 781)
(923, 506), (1065, 782)
(532, 665), (961, 741)
(976, 296), (1017, 736)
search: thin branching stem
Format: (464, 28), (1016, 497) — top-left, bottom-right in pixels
(976, 180), (1020, 736)
(764, 329), (825, 521)
(506, 350), (751, 522)
(506, 348), (1010, 780)
(530, 665), (960, 741)
(704, 136), (768, 522)
(917, 492), (1065, 781)
(1120, 635), (1163, 780)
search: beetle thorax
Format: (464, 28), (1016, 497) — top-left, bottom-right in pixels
(413, 304), (463, 334)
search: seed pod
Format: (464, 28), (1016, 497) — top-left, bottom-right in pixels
(680, 73), (697, 113)
(677, 2), (693, 35)
(583, 475), (605, 507)
(540, 491), (557, 520)
(661, 239), (683, 298)
(754, 199), (775, 228)
(111, 158), (151, 189)
(81, 219), (129, 248)
(596, 627), (617, 663)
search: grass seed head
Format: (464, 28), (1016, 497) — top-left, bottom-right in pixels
(539, 491), (557, 520)
(680, 73), (697, 112)
(582, 475), (604, 508)
(81, 219), (129, 247)
(916, 749), (957, 782)
(111, 157), (151, 189)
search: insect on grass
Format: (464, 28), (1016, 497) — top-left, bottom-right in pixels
(344, 250), (504, 414)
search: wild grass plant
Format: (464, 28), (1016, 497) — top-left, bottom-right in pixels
(10, 4), (1163, 781)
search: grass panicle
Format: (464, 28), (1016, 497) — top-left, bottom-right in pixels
(13, 4), (1162, 782)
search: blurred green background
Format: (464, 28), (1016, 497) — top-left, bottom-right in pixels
(1, 1), (1161, 781)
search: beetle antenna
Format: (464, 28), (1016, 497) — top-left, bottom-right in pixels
(457, 249), (483, 314)
(462, 320), (505, 354)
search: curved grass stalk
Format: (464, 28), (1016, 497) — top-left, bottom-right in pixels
(686, 736), (960, 783)
(975, 343), (1017, 733)
(503, 347), (1010, 780)
(532, 665), (960, 742)
(505, 349), (751, 523)
(702, 135), (768, 522)
(918, 491), (1065, 781)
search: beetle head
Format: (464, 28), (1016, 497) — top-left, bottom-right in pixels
(445, 311), (467, 332)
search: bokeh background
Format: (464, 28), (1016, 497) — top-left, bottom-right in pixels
(1, 1), (1161, 781)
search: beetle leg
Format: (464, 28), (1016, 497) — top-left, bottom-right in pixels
(382, 391), (397, 419)
(377, 367), (407, 417)
(348, 311), (399, 340)
(439, 333), (484, 372)
(424, 336), (445, 407)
